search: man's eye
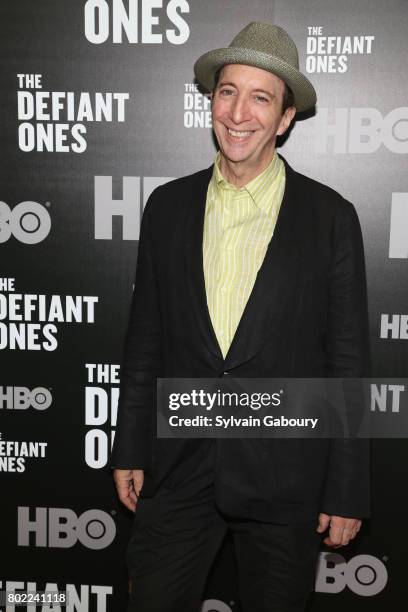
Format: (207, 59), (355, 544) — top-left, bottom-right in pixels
(220, 88), (234, 96)
(255, 95), (269, 102)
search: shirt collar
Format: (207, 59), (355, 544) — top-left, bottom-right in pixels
(212, 150), (283, 214)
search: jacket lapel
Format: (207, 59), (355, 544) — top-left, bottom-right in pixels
(185, 166), (224, 363)
(185, 157), (303, 369)
(224, 158), (302, 370)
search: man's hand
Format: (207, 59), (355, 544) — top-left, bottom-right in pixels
(317, 513), (361, 547)
(113, 469), (144, 513)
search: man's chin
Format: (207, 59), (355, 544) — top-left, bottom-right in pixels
(219, 148), (254, 165)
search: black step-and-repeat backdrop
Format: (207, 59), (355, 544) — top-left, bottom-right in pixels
(1, 1), (407, 610)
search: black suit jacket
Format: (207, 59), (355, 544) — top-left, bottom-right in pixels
(110, 156), (371, 523)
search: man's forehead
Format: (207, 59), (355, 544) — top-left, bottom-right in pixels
(218, 63), (285, 88)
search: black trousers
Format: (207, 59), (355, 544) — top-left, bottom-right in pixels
(126, 447), (321, 612)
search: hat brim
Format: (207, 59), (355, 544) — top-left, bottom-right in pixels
(194, 47), (316, 113)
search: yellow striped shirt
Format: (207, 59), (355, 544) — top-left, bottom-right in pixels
(203, 151), (286, 358)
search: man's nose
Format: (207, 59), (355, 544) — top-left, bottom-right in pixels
(230, 94), (251, 124)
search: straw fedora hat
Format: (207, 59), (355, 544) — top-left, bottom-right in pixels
(194, 22), (316, 113)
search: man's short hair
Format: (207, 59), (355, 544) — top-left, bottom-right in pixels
(212, 66), (295, 114)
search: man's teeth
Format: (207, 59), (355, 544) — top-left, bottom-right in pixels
(228, 128), (253, 138)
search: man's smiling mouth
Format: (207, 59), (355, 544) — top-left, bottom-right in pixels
(227, 128), (255, 138)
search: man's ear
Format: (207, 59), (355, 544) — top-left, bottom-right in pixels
(277, 106), (296, 136)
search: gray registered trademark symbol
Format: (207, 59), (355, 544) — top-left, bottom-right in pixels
(382, 556), (388, 562)
(45, 201), (51, 207)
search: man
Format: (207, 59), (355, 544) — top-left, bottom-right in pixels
(111, 22), (370, 612)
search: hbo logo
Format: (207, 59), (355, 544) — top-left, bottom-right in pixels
(316, 552), (388, 596)
(201, 601), (232, 612)
(0, 387), (52, 410)
(18, 507), (116, 550)
(0, 201), (51, 244)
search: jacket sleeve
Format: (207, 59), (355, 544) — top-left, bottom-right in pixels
(321, 198), (371, 518)
(109, 188), (163, 469)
